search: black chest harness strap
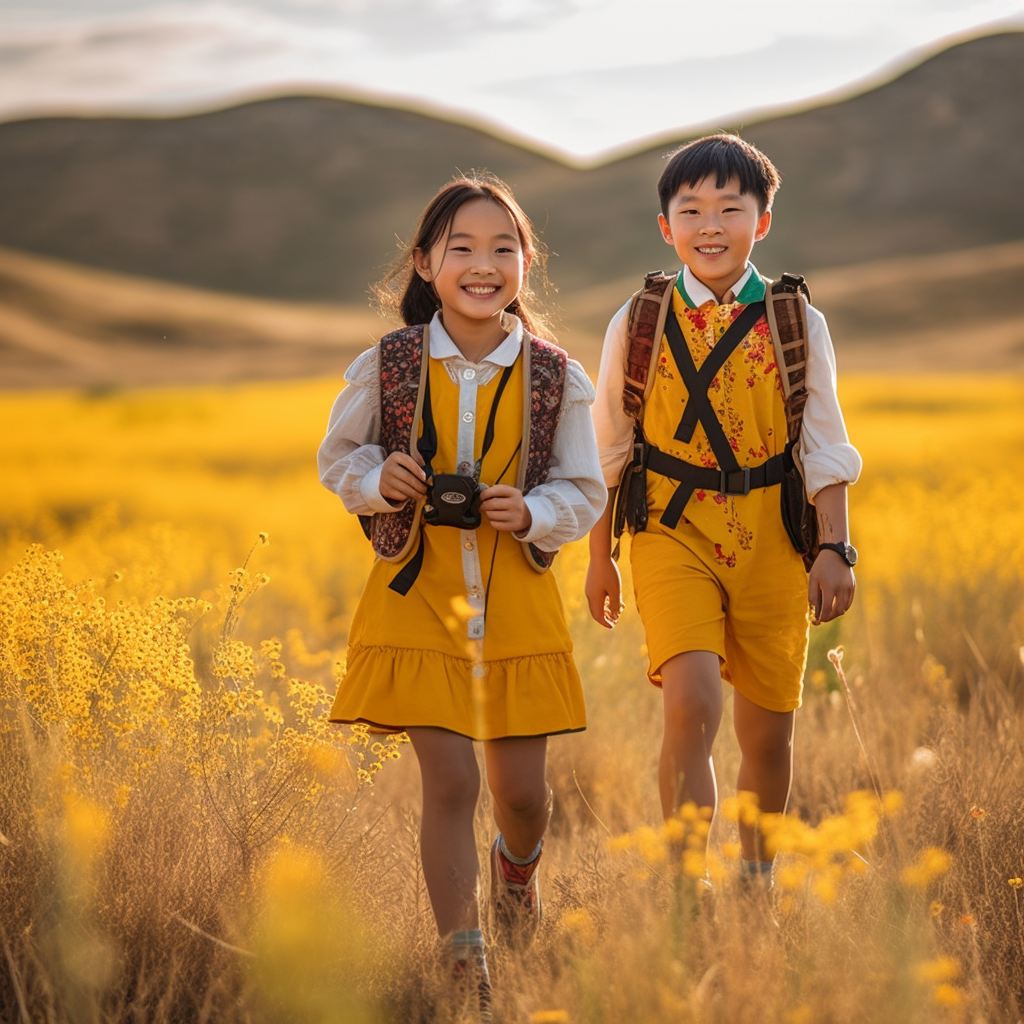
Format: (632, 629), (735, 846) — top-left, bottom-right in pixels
(388, 359), (517, 596)
(647, 300), (786, 529)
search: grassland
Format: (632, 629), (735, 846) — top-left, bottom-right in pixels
(1, 373), (1023, 1023)
(4, 239), (1024, 392)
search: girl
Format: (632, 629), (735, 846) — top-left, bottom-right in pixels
(318, 174), (605, 1017)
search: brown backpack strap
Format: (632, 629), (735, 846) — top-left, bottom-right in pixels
(362, 324), (429, 562)
(623, 270), (678, 421)
(765, 273), (821, 570)
(765, 273), (811, 443)
(518, 334), (568, 572)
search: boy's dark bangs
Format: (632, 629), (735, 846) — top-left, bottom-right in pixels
(659, 136), (778, 213)
(666, 147), (763, 203)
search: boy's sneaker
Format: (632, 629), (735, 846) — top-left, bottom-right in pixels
(451, 954), (493, 1023)
(489, 836), (542, 949)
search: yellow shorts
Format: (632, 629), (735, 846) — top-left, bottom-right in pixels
(630, 527), (810, 712)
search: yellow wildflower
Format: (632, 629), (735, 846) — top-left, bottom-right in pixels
(901, 847), (952, 887)
(914, 957), (959, 984)
(932, 984), (963, 1007)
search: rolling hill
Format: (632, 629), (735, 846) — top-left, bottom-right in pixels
(0, 30), (1022, 388)
(0, 31), (1022, 306)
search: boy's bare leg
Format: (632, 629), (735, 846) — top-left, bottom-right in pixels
(408, 727), (482, 937)
(732, 691), (795, 862)
(659, 651), (724, 820)
(484, 736), (551, 858)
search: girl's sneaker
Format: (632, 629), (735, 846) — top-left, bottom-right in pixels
(489, 836), (542, 949)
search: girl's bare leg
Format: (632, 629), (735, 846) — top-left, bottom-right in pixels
(483, 735), (551, 858)
(733, 691), (795, 862)
(659, 651), (724, 820)
(407, 727), (482, 937)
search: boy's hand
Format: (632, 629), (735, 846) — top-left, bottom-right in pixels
(808, 549), (856, 625)
(379, 452), (427, 504)
(585, 555), (624, 629)
(480, 484), (531, 533)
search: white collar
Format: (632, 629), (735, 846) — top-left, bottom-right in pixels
(428, 311), (523, 366)
(682, 264), (754, 306)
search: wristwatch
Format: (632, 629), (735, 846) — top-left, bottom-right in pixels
(819, 541), (858, 567)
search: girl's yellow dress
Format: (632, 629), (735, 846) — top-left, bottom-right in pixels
(631, 286), (810, 712)
(330, 353), (586, 740)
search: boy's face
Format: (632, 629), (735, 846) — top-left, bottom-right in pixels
(658, 176), (771, 301)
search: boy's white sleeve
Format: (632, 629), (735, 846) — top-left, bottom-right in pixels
(800, 305), (863, 500)
(316, 345), (402, 515)
(592, 300), (636, 488)
(514, 360), (608, 550)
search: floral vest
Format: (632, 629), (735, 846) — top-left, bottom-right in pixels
(360, 323), (567, 572)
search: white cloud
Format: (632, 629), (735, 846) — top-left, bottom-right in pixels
(0, 0), (1022, 159)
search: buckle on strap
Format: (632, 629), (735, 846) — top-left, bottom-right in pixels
(720, 466), (751, 495)
(632, 437), (647, 466)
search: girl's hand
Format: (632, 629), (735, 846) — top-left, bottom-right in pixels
(479, 484), (531, 533)
(808, 549), (856, 625)
(585, 555), (623, 629)
(379, 452), (427, 504)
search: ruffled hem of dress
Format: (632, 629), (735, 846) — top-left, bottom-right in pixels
(330, 644), (586, 741)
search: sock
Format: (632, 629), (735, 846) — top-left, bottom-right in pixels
(497, 834), (543, 867)
(740, 858), (774, 888)
(449, 928), (486, 960)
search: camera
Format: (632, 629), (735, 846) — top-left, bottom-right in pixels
(422, 473), (482, 529)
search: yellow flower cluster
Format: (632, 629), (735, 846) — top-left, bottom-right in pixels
(344, 722), (409, 785)
(607, 802), (715, 881)
(1, 544), (205, 784)
(900, 848), (954, 888)
(914, 956), (963, 1006)
(0, 534), (405, 839)
(606, 790), (922, 907)
(722, 790), (905, 904)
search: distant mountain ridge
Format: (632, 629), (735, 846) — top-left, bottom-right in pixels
(0, 30), (1022, 307)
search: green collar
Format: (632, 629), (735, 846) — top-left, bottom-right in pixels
(675, 266), (766, 307)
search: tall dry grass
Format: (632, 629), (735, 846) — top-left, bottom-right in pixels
(1, 373), (1022, 1023)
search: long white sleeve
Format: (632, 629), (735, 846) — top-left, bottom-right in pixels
(316, 346), (400, 515)
(800, 304), (863, 499)
(591, 300), (635, 488)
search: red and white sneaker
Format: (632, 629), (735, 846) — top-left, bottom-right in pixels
(451, 953), (493, 1023)
(489, 837), (542, 949)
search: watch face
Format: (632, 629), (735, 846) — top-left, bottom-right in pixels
(844, 543), (858, 567)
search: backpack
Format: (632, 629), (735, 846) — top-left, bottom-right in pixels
(360, 323), (568, 593)
(613, 271), (819, 571)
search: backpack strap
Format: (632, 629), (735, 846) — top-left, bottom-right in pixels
(519, 335), (568, 572)
(358, 324), (429, 561)
(765, 273), (821, 570)
(764, 272), (811, 443)
(623, 270), (678, 422)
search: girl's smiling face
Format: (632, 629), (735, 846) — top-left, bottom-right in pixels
(658, 175), (771, 302)
(413, 197), (528, 347)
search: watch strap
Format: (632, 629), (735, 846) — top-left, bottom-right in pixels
(819, 541), (855, 566)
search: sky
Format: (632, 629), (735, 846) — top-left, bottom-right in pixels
(2, 0), (1024, 164)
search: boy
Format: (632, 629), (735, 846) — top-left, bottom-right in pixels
(585, 133), (862, 887)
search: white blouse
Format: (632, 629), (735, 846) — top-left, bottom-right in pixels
(592, 266), (863, 500)
(318, 312), (607, 551)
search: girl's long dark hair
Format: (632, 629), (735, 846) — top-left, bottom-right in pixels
(374, 172), (553, 340)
